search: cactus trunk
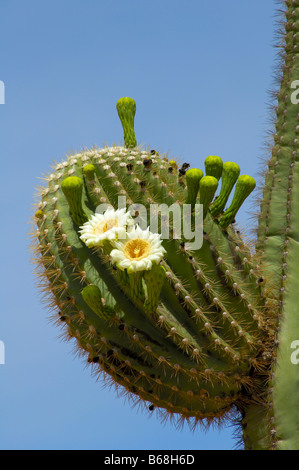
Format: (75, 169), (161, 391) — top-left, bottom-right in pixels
(30, 0), (299, 450)
(256, 0), (299, 450)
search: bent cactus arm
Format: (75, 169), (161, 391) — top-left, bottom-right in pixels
(31, 0), (299, 450)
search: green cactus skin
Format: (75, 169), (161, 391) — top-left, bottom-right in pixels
(31, 1), (299, 450)
(32, 139), (272, 440)
(255, 0), (299, 450)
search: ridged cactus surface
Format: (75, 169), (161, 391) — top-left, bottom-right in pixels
(31, 0), (299, 450)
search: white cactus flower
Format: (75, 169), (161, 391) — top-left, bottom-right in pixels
(79, 208), (133, 247)
(110, 225), (166, 273)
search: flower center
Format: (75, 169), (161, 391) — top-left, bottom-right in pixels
(93, 218), (118, 235)
(123, 238), (151, 260)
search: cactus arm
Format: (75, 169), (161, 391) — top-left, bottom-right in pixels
(32, 136), (267, 427)
(256, 0), (299, 449)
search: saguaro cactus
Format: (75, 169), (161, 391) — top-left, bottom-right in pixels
(31, 0), (299, 450)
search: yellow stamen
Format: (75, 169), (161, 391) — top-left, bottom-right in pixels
(123, 239), (150, 261)
(93, 218), (118, 235)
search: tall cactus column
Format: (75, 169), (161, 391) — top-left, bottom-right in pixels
(256, 0), (299, 450)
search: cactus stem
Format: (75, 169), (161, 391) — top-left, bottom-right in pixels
(199, 176), (219, 219)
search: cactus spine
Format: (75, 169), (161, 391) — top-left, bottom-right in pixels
(31, 0), (299, 450)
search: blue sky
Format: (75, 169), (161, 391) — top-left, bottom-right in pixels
(0, 0), (279, 450)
